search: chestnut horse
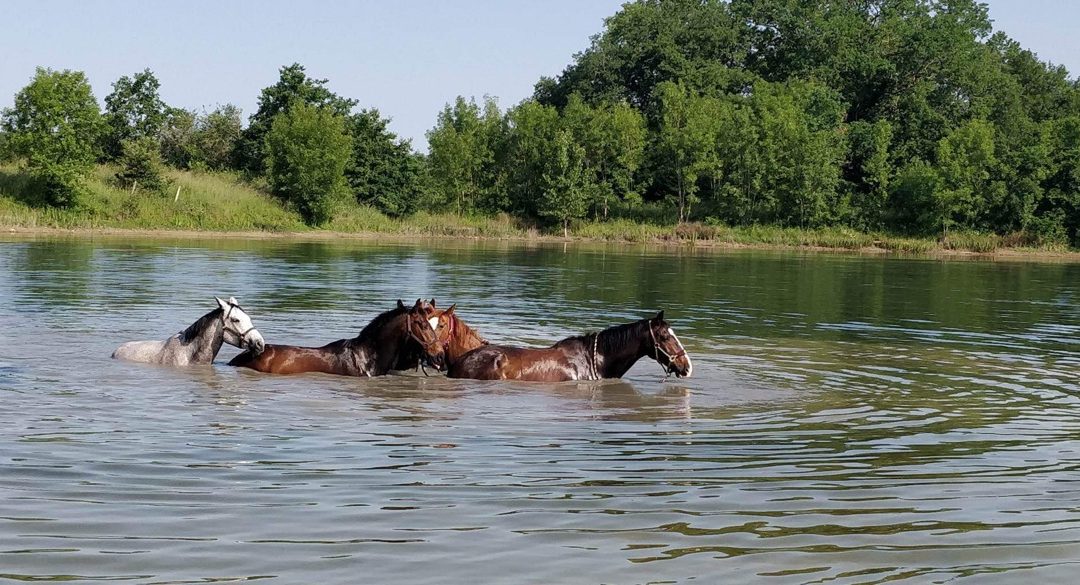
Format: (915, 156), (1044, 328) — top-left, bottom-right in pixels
(228, 299), (445, 376)
(430, 304), (488, 366)
(448, 311), (692, 382)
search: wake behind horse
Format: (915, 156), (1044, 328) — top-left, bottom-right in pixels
(112, 297), (265, 366)
(448, 311), (691, 382)
(228, 299), (445, 376)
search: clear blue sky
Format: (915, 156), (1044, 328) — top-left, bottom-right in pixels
(2, 1), (1075, 151)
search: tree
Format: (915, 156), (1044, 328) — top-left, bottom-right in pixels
(192, 104), (243, 170)
(426, 96), (502, 213)
(264, 102), (352, 225)
(159, 107), (196, 169)
(562, 95), (647, 218)
(934, 119), (999, 238)
(844, 120), (893, 230)
(1, 67), (101, 207)
(102, 69), (167, 161)
(498, 99), (561, 217)
(655, 82), (717, 222)
(539, 130), (591, 236)
(237, 63), (357, 174)
(346, 108), (424, 216)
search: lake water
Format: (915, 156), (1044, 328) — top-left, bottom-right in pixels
(1, 236), (1079, 584)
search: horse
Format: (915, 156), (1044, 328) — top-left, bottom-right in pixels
(447, 311), (692, 382)
(112, 296), (265, 366)
(430, 303), (489, 366)
(227, 299), (446, 376)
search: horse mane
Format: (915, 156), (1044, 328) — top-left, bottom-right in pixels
(181, 307), (223, 341)
(453, 315), (488, 346)
(354, 304), (407, 343)
(559, 319), (648, 353)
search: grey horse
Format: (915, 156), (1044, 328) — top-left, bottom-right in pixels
(112, 297), (265, 365)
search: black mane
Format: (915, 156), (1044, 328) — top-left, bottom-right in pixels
(181, 307), (223, 342)
(355, 304), (408, 342)
(560, 319), (650, 353)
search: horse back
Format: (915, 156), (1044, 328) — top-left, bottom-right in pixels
(228, 344), (350, 375)
(448, 345), (578, 381)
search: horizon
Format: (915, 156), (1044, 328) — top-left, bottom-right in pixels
(3, 0), (1075, 152)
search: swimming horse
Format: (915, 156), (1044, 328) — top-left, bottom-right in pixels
(448, 311), (692, 382)
(429, 303), (488, 365)
(228, 299), (445, 376)
(112, 296), (265, 365)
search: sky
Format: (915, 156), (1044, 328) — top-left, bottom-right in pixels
(2, 1), (1076, 151)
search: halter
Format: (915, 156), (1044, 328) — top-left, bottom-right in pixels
(649, 319), (686, 381)
(406, 311), (441, 376)
(222, 302), (256, 340)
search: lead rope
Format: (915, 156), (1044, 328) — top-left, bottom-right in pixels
(649, 319), (673, 382)
(590, 332), (600, 381)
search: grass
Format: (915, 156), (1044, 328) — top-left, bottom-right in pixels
(1, 163), (1076, 257)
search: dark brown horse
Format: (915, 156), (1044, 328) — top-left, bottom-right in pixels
(448, 311), (692, 382)
(430, 304), (488, 366)
(228, 299), (445, 376)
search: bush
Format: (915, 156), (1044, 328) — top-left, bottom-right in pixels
(115, 137), (168, 194)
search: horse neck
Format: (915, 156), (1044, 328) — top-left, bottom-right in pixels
(594, 322), (650, 379)
(448, 316), (487, 363)
(353, 312), (409, 374)
(183, 308), (225, 362)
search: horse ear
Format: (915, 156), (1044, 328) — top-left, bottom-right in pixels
(228, 296), (238, 306)
(429, 298), (436, 308)
(655, 310), (665, 322)
(445, 304), (456, 316)
(397, 299), (405, 310)
(215, 296), (228, 310)
(413, 298), (424, 310)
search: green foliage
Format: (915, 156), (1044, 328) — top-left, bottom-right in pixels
(426, 96), (502, 213)
(115, 136), (168, 194)
(102, 69), (167, 161)
(538, 130), (591, 235)
(497, 100), (561, 216)
(563, 94), (647, 218)
(237, 63), (357, 174)
(264, 102), (352, 225)
(845, 120), (894, 230)
(2, 67), (101, 207)
(345, 109), (424, 216)
(159, 107), (196, 169)
(934, 119), (999, 237)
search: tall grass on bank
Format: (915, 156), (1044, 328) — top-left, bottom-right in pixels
(1, 164), (1074, 255)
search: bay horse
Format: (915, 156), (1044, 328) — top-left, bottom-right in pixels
(112, 296), (265, 365)
(228, 299), (445, 376)
(448, 311), (692, 382)
(430, 303), (489, 366)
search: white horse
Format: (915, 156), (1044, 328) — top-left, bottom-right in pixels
(112, 297), (265, 365)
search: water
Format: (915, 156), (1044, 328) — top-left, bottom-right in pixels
(1, 236), (1079, 584)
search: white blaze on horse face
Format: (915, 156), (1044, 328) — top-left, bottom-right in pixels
(668, 327), (692, 377)
(428, 316), (439, 331)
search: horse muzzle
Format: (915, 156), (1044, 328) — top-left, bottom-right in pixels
(245, 331), (266, 355)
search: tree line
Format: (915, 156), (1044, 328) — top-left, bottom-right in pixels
(3, 0), (1080, 244)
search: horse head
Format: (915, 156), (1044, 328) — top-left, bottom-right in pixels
(646, 311), (691, 378)
(404, 298), (446, 371)
(216, 296), (265, 355)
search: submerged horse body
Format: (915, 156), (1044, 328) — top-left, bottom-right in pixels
(112, 297), (265, 366)
(228, 299), (445, 376)
(448, 311), (691, 382)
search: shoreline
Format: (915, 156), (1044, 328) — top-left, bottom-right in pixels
(5, 224), (1080, 262)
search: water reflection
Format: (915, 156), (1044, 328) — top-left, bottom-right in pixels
(1, 235), (1079, 584)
